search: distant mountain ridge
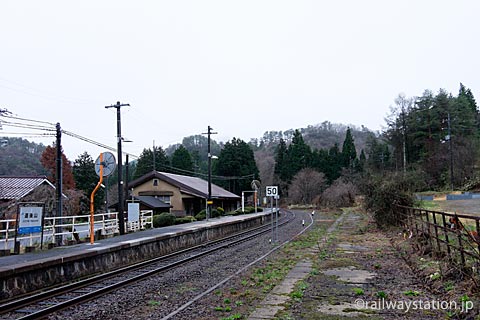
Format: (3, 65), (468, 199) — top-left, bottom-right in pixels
(251, 121), (377, 152)
(0, 122), (378, 178)
(0, 137), (47, 176)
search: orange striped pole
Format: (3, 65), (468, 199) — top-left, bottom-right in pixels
(90, 153), (104, 244)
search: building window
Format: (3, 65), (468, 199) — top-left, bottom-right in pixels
(157, 195), (171, 204)
(153, 179), (158, 186)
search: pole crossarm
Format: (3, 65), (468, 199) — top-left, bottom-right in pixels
(105, 101), (130, 235)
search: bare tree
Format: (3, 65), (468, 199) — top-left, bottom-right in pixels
(255, 150), (275, 186)
(320, 178), (358, 208)
(289, 168), (326, 205)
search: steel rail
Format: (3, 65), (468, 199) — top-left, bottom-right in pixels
(0, 210), (293, 320)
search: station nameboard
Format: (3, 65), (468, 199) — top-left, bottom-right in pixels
(18, 206), (43, 234)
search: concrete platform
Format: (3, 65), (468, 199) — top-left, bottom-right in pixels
(0, 211), (272, 300)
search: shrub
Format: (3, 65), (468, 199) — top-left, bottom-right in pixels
(175, 216), (196, 225)
(217, 207), (225, 216)
(210, 208), (220, 218)
(320, 179), (358, 208)
(153, 212), (176, 228)
(245, 206), (258, 213)
(363, 172), (417, 227)
(195, 210), (206, 221)
(226, 209), (243, 216)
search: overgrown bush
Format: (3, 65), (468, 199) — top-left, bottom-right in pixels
(226, 206), (263, 215)
(210, 208), (220, 218)
(195, 210), (206, 221)
(320, 179), (358, 208)
(153, 212), (176, 228)
(362, 172), (417, 227)
(175, 216), (196, 225)
(216, 207), (225, 216)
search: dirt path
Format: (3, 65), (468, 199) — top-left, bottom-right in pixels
(278, 209), (478, 319)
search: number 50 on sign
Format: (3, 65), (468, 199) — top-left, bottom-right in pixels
(266, 186), (278, 197)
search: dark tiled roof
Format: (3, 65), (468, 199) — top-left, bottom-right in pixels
(0, 176), (53, 200)
(133, 196), (172, 209)
(129, 171), (240, 200)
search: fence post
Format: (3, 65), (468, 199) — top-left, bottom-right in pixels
(457, 231), (466, 268)
(431, 212), (441, 254)
(476, 219), (480, 255)
(413, 208), (420, 236)
(424, 210), (434, 252)
(441, 214), (452, 259)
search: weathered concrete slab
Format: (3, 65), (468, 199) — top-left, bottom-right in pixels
(337, 243), (369, 251)
(248, 211), (348, 319)
(248, 305), (284, 319)
(316, 301), (374, 317)
(323, 266), (376, 284)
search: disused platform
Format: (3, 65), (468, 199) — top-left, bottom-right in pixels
(0, 211), (272, 300)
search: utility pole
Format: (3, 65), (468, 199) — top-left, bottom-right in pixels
(153, 140), (156, 172)
(124, 154), (130, 225)
(55, 122), (63, 245)
(202, 126), (217, 220)
(447, 112), (454, 191)
(105, 101), (130, 235)
(401, 107), (407, 175)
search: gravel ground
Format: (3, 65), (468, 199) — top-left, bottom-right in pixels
(283, 209), (479, 320)
(49, 210), (313, 320)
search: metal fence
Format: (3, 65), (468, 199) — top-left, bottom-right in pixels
(397, 205), (480, 274)
(0, 210), (153, 252)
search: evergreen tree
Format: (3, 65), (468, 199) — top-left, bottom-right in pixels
(311, 148), (330, 176)
(176, 135), (222, 175)
(133, 146), (169, 179)
(285, 129), (311, 181)
(170, 145), (194, 175)
(72, 152), (103, 212)
(325, 143), (342, 183)
(274, 138), (288, 181)
(341, 127), (357, 168)
(214, 138), (259, 195)
(359, 149), (366, 169)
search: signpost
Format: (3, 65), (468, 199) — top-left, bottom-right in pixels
(127, 203), (140, 224)
(14, 202), (45, 254)
(266, 186), (279, 243)
(266, 186), (278, 197)
(18, 206), (43, 234)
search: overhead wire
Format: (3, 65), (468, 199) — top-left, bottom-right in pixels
(0, 111), (256, 182)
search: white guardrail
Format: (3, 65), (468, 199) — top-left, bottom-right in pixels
(0, 210), (153, 251)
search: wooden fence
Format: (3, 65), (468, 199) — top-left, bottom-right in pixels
(397, 205), (480, 274)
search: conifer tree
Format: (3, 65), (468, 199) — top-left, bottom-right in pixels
(170, 145), (194, 175)
(341, 127), (357, 168)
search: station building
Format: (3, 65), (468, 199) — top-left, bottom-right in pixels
(128, 171), (240, 216)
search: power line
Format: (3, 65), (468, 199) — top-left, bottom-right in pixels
(0, 132), (55, 137)
(156, 162), (255, 181)
(2, 114), (56, 126)
(0, 120), (55, 131)
(0, 111), (256, 182)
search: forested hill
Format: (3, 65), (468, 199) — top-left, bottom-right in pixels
(0, 123), (376, 178)
(250, 122), (378, 186)
(250, 121), (376, 153)
(0, 137), (47, 176)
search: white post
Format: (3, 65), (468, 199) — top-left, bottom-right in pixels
(4, 220), (9, 250)
(241, 192), (245, 213)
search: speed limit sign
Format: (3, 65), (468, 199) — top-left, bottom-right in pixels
(266, 186), (278, 197)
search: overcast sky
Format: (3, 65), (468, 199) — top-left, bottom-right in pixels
(1, 1), (479, 161)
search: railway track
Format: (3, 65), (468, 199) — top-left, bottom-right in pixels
(0, 210), (294, 320)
